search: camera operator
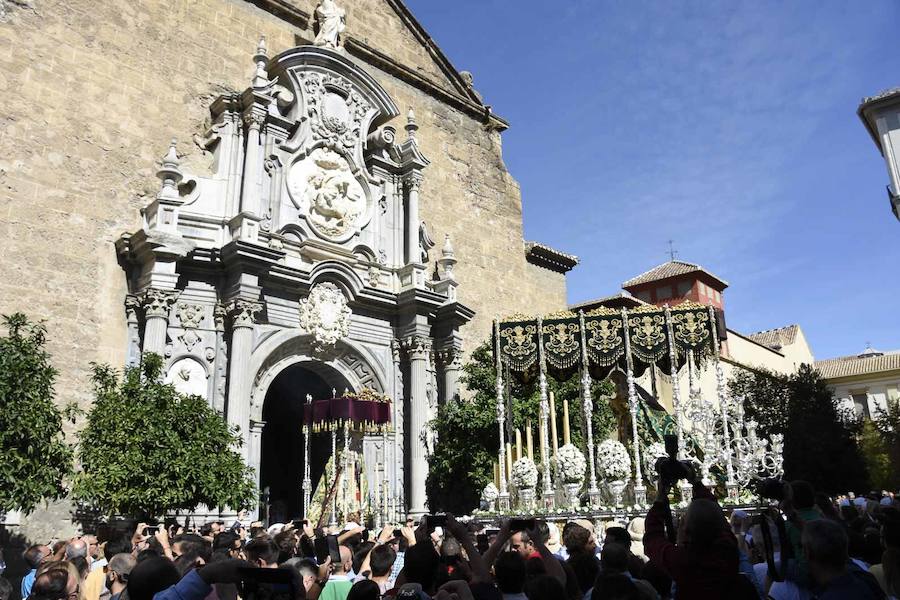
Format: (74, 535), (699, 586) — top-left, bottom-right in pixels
(643, 448), (757, 598)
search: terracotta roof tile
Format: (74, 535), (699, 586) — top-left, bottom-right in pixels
(622, 260), (728, 289)
(747, 325), (800, 350)
(815, 352), (900, 379)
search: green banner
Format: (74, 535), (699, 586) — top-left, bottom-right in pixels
(627, 310), (668, 364)
(583, 311), (625, 367)
(670, 306), (712, 357)
(498, 320), (539, 371)
(541, 316), (582, 370)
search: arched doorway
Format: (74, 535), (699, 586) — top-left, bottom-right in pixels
(260, 362), (351, 523)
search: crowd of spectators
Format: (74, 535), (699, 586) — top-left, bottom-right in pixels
(2, 474), (899, 600)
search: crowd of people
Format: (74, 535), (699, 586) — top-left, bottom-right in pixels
(3, 472), (900, 600)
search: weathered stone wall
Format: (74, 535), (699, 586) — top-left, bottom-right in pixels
(0, 0), (568, 537)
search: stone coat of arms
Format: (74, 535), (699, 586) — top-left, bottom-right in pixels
(300, 282), (352, 352)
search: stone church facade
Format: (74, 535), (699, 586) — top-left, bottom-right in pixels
(0, 0), (574, 532)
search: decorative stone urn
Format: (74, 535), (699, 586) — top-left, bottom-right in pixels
(563, 483), (581, 510)
(608, 479), (627, 507)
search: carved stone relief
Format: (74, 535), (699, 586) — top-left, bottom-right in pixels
(288, 148), (366, 241)
(299, 282), (352, 353)
(165, 357), (208, 397)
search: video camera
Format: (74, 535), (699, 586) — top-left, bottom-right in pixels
(654, 434), (695, 485)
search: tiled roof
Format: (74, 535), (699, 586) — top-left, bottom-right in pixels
(815, 351), (900, 380)
(622, 260), (728, 289)
(860, 87), (900, 109)
(569, 292), (648, 312)
(747, 325), (800, 350)
(524, 241), (579, 273)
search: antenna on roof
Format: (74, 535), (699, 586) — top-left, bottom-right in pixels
(667, 240), (678, 261)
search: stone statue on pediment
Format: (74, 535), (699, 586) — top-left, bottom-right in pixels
(314, 0), (346, 50)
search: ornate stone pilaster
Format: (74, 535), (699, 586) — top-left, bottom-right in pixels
(404, 174), (422, 265)
(141, 289), (179, 356)
(403, 335), (432, 516)
(248, 420), (265, 519)
(212, 304), (228, 414)
(125, 295), (142, 367)
(437, 349), (462, 404)
(226, 299), (262, 458)
(390, 340), (405, 520)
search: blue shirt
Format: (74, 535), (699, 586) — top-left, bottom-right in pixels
(152, 570), (210, 600)
(21, 569), (36, 598)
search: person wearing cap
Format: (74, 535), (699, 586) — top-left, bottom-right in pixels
(106, 553), (135, 600)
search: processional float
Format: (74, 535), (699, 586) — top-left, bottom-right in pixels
(302, 390), (393, 526)
(490, 302), (783, 514)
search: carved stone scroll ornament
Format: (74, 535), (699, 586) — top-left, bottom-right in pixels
(314, 0), (346, 50)
(299, 282), (352, 353)
(297, 73), (371, 151)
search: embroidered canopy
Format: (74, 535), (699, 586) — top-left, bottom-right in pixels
(303, 391), (392, 433)
(496, 303), (716, 378)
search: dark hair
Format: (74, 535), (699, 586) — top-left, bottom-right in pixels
(135, 549), (160, 563)
(347, 579), (380, 600)
(173, 533), (211, 562)
(70, 556), (89, 580)
(174, 552), (202, 578)
(245, 538), (280, 566)
(563, 525), (591, 556)
(274, 531), (298, 563)
(370, 544), (396, 577)
(352, 542), (375, 576)
(685, 499), (728, 548)
(791, 481), (816, 510)
(536, 521), (550, 545)
(0, 576), (12, 600)
(591, 572), (639, 600)
(495, 551), (527, 594)
(567, 552), (599, 594)
(403, 542), (439, 594)
(213, 531), (241, 552)
(603, 528), (630, 547)
(803, 519), (848, 571)
(127, 557), (180, 600)
(523, 574), (566, 600)
(600, 543), (629, 574)
(24, 546), (47, 570)
(30, 568), (70, 600)
(104, 534), (134, 561)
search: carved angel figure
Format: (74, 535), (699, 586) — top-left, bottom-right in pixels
(314, 0), (346, 50)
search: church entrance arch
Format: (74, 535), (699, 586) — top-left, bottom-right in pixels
(260, 362), (349, 524)
(249, 331), (388, 521)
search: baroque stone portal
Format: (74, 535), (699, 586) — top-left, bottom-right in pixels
(288, 148), (366, 241)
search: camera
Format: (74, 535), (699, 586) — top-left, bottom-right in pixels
(654, 434), (695, 484)
(424, 514), (447, 533)
(755, 478), (785, 502)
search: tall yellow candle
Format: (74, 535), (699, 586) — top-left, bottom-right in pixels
(550, 391), (559, 456)
(494, 462), (500, 488)
(526, 421), (534, 461)
(563, 397), (571, 445)
(515, 429), (523, 462)
(506, 442), (514, 479)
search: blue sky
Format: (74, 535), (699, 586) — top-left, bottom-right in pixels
(406, 0), (900, 360)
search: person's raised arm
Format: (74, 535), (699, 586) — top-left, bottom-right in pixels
(528, 521), (565, 584)
(446, 515), (489, 584)
(482, 518), (511, 569)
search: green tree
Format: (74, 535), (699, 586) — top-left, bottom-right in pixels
(426, 342), (615, 514)
(874, 400), (900, 487)
(0, 313), (74, 514)
(73, 354), (256, 518)
(729, 364), (869, 494)
(859, 419), (893, 491)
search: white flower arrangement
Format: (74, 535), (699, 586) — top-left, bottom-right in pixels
(510, 456), (538, 489)
(481, 482), (499, 503)
(554, 443), (587, 484)
(597, 439), (632, 481)
(644, 442), (668, 475)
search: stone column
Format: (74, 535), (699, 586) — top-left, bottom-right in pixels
(124, 295), (142, 367)
(440, 350), (461, 403)
(248, 420), (265, 519)
(405, 176), (422, 265)
(405, 336), (431, 516)
(241, 111), (265, 217)
(141, 289), (178, 356)
(226, 300), (262, 459)
(391, 340), (405, 520)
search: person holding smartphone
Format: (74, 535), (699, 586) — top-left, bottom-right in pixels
(320, 545), (353, 600)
